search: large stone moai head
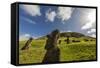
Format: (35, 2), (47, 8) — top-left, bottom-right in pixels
(51, 29), (60, 45)
(45, 29), (60, 50)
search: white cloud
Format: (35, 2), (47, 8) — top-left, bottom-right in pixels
(67, 30), (72, 32)
(91, 29), (96, 32)
(19, 34), (31, 41)
(46, 9), (56, 22)
(45, 7), (74, 23)
(87, 31), (91, 34)
(21, 5), (41, 16)
(87, 29), (96, 34)
(57, 7), (74, 22)
(21, 16), (36, 24)
(26, 18), (36, 24)
(81, 9), (96, 30)
(90, 34), (96, 38)
(81, 22), (93, 30)
(60, 30), (72, 33)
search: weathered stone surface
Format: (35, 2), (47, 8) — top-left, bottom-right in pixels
(42, 29), (60, 63)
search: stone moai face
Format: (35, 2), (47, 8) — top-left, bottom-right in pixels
(45, 29), (60, 50)
(51, 29), (60, 45)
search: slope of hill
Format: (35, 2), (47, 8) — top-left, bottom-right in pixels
(36, 32), (96, 40)
(60, 32), (85, 38)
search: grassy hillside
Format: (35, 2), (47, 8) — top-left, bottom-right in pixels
(19, 36), (96, 64)
(38, 32), (95, 39)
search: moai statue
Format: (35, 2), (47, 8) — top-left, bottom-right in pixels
(66, 36), (70, 44)
(42, 29), (60, 63)
(44, 35), (53, 50)
(59, 40), (61, 44)
(51, 29), (60, 48)
(21, 37), (33, 50)
(44, 29), (60, 50)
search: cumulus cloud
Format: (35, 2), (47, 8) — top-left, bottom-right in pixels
(81, 22), (94, 30)
(81, 9), (96, 30)
(57, 7), (74, 22)
(21, 5), (41, 16)
(19, 34), (31, 41)
(45, 7), (74, 23)
(87, 29), (96, 34)
(46, 9), (56, 22)
(79, 9), (96, 37)
(90, 34), (96, 38)
(67, 30), (72, 32)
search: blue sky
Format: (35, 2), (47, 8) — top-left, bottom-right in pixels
(19, 4), (96, 40)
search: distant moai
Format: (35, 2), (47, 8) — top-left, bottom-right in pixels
(72, 40), (80, 43)
(42, 29), (60, 63)
(21, 37), (33, 50)
(59, 40), (61, 44)
(84, 39), (88, 42)
(66, 36), (70, 44)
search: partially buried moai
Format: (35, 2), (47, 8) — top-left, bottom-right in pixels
(21, 37), (33, 50)
(42, 29), (60, 63)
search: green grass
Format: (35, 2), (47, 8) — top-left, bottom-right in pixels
(19, 37), (96, 64)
